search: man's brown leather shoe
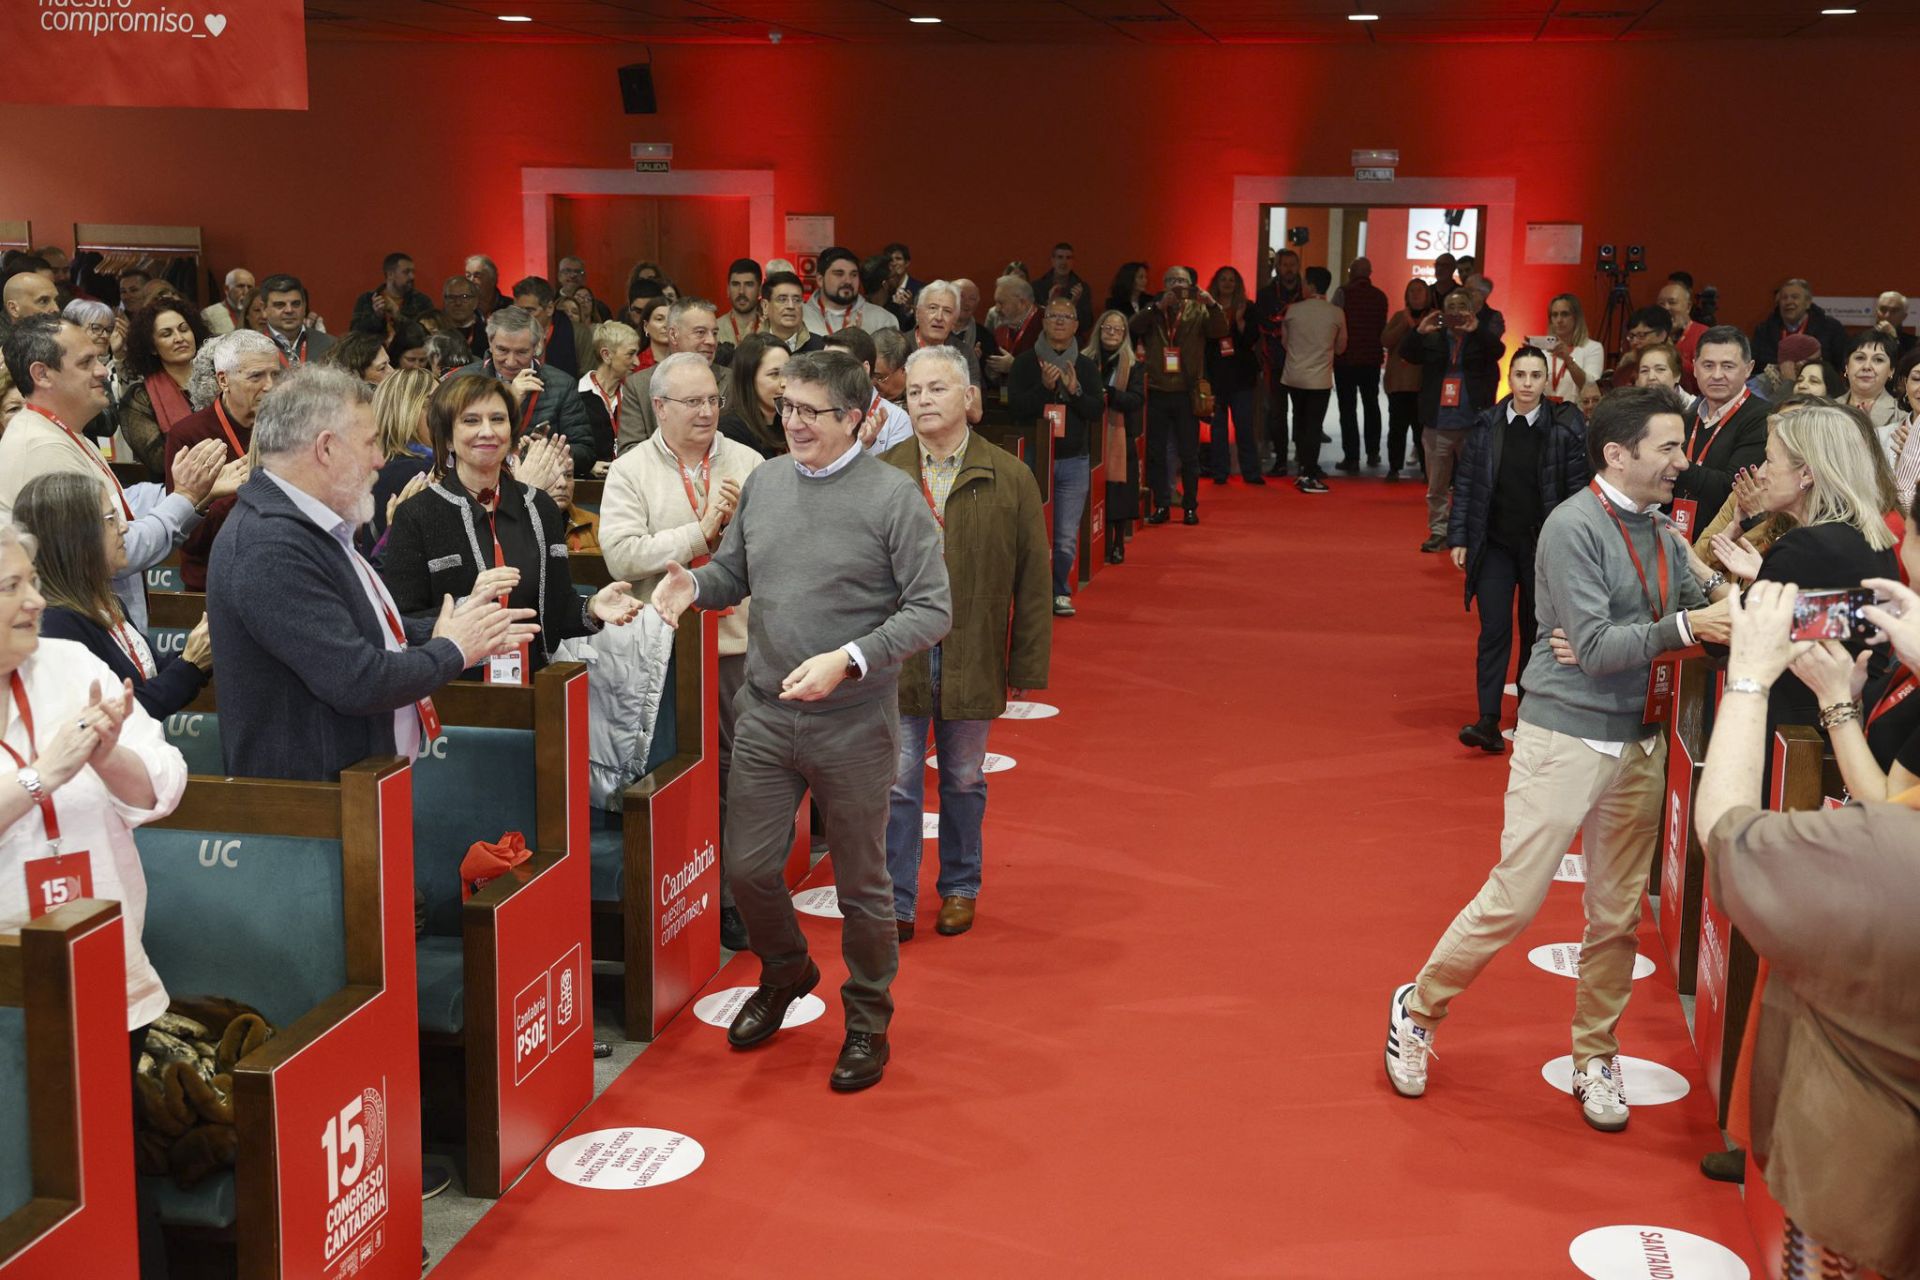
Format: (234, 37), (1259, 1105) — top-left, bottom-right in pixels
(829, 1031), (889, 1092)
(935, 896), (975, 936)
(726, 960), (821, 1049)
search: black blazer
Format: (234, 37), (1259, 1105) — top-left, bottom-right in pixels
(380, 474), (598, 672)
(38, 606), (209, 720)
(579, 389), (617, 469)
(1400, 324), (1506, 428)
(206, 471), (467, 782)
(1447, 398), (1593, 604)
(1007, 348), (1103, 460)
(1673, 394), (1771, 538)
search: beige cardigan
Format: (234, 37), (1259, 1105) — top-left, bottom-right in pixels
(598, 432), (762, 656)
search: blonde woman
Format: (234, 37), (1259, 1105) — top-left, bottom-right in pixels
(1085, 309), (1143, 562)
(368, 367), (437, 548)
(1542, 293), (1604, 402)
(1708, 400), (1900, 729)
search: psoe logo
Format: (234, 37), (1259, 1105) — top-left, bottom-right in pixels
(512, 975), (550, 1083)
(36, 1), (229, 37)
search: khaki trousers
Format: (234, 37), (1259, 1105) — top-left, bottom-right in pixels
(1423, 426), (1465, 536)
(1408, 722), (1666, 1068)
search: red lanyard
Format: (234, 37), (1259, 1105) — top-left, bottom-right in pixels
(1160, 308), (1181, 349)
(2, 673), (60, 844)
(590, 373), (621, 423)
(1589, 481), (1670, 622)
(677, 454), (712, 519)
(520, 387), (543, 432)
(1689, 387), (1749, 463)
(27, 404), (133, 519)
(820, 301), (860, 335)
(212, 396), (246, 458)
(1868, 666), (1918, 730)
(110, 621), (155, 680)
(1781, 316), (1807, 337)
(722, 312), (760, 344)
(918, 475), (945, 529)
(482, 496), (509, 591)
(1550, 350), (1570, 390)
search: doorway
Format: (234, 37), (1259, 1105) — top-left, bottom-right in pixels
(1257, 203), (1488, 295)
(551, 196), (751, 308)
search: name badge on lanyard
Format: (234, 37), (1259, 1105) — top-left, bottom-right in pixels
(1044, 403), (1066, 437)
(480, 502), (530, 685)
(1439, 377), (1463, 407)
(1163, 349), (1181, 374)
(3, 673), (96, 916)
(1218, 336), (1235, 358)
(1668, 499), (1698, 540)
(1644, 657), (1677, 724)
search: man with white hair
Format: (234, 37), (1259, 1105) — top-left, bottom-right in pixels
(200, 267), (256, 336)
(166, 330), (280, 588)
(1752, 277), (1848, 371)
(881, 344), (1048, 941)
(465, 253), (512, 317)
(616, 297), (721, 448)
(949, 278), (999, 381)
(983, 275), (1039, 389)
(450, 305), (595, 474)
(207, 365), (536, 781)
(909, 279), (980, 387)
(1875, 290), (1915, 361)
(600, 351), (762, 950)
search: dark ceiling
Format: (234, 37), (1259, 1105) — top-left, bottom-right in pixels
(303, 0), (1912, 44)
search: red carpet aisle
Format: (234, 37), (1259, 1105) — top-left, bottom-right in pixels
(434, 480), (1757, 1279)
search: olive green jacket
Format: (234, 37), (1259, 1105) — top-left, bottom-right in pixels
(881, 431), (1051, 720)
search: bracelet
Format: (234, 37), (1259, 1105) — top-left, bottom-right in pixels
(1818, 701), (1861, 730)
(1723, 677), (1770, 698)
(1701, 572), (1726, 594)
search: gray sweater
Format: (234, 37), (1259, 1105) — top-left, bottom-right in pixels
(1519, 483), (1707, 741)
(692, 449), (950, 711)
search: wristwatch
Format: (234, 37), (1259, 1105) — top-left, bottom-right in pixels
(843, 653), (863, 682)
(15, 767), (45, 806)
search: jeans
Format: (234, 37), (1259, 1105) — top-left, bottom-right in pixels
(1286, 385), (1332, 477)
(884, 646), (991, 921)
(1471, 540), (1537, 720)
(1145, 389), (1199, 510)
(1386, 390), (1421, 471)
(1334, 364), (1383, 463)
(1208, 385), (1259, 480)
(1051, 454), (1090, 597)
(1265, 363), (1290, 471)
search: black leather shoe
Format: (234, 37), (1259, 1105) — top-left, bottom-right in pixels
(1700, 1148), (1745, 1184)
(897, 918), (914, 942)
(1243, 475), (1267, 486)
(829, 1031), (890, 1092)
(719, 905), (749, 952)
(1458, 717), (1505, 753)
(1419, 534), (1448, 553)
(1336, 459), (1361, 474)
(1145, 507), (1171, 525)
(727, 960), (821, 1049)
(1106, 542), (1123, 565)
(1182, 508), (1199, 526)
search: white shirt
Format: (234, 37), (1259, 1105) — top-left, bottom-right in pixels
(1545, 338), (1604, 402)
(1582, 473), (1678, 758)
(864, 396), (914, 456)
(2, 638), (187, 1027)
(262, 471), (427, 759)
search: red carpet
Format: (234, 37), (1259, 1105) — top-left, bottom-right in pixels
(434, 478), (1757, 1278)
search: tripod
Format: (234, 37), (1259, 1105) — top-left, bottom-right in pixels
(1594, 269), (1632, 379)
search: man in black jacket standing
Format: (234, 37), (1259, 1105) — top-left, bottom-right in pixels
(207, 366), (535, 782)
(1447, 347), (1591, 751)
(1671, 326), (1769, 541)
(1403, 288), (1505, 552)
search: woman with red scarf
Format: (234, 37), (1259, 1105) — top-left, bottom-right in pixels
(1790, 487), (1920, 802)
(116, 302), (208, 480)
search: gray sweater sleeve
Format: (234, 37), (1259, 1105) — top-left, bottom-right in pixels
(846, 482), (950, 668)
(689, 476), (751, 609)
(1545, 514), (1688, 678)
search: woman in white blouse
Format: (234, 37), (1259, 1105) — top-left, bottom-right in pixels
(1542, 293), (1605, 404)
(0, 520), (187, 1040)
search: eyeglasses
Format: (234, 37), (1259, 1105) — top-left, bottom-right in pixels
(85, 324), (111, 336)
(657, 393), (727, 412)
(775, 397), (846, 426)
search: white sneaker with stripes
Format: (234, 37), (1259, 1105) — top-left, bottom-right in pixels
(1574, 1056), (1630, 1131)
(1384, 982), (1436, 1097)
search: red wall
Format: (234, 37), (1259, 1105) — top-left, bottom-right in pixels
(1, 36), (1905, 342)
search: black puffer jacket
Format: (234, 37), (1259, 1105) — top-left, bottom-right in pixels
(1446, 396), (1592, 605)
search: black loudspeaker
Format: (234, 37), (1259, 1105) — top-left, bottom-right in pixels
(618, 63), (656, 114)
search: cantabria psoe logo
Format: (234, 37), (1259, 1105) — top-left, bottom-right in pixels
(37, 1), (231, 37)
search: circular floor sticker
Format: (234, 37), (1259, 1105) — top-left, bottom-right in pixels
(1554, 854), (1588, 883)
(1527, 943), (1656, 981)
(999, 701), (1059, 720)
(792, 886), (842, 918)
(922, 812), (939, 838)
(925, 753), (1017, 773)
(1569, 1225), (1749, 1279)
(545, 1127), (705, 1191)
(692, 987), (826, 1030)
(1542, 1055), (1690, 1105)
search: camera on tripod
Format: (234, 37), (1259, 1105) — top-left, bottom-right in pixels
(1595, 243), (1645, 283)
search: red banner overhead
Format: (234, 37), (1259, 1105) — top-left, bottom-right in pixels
(0, 0), (308, 110)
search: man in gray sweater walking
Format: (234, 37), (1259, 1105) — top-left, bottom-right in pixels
(1385, 386), (1732, 1131)
(652, 350), (950, 1092)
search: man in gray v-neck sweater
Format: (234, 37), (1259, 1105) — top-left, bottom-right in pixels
(652, 350), (948, 1091)
(1385, 386), (1731, 1132)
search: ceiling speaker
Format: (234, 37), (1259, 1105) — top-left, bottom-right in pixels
(618, 63), (656, 115)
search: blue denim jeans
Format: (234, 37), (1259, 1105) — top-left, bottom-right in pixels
(884, 646), (992, 920)
(1051, 453), (1090, 597)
